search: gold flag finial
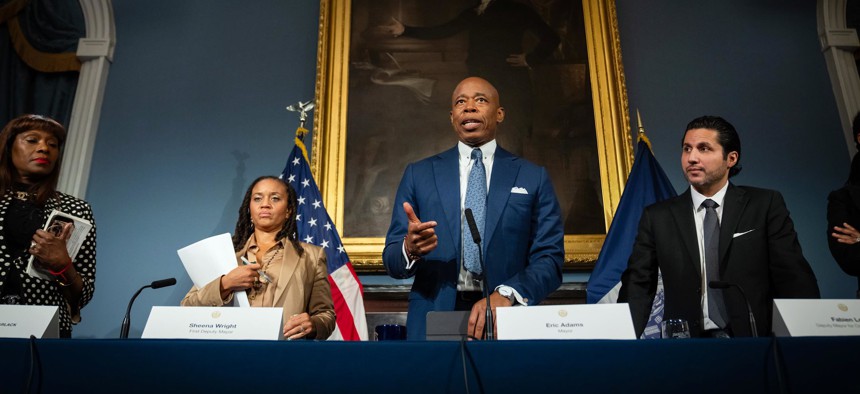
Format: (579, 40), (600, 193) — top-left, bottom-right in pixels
(636, 108), (652, 150)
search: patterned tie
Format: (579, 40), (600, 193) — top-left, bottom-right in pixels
(463, 149), (486, 275)
(702, 199), (727, 328)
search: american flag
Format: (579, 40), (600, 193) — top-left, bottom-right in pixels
(281, 127), (368, 340)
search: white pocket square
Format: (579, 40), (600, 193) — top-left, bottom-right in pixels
(733, 229), (755, 238)
(511, 187), (528, 194)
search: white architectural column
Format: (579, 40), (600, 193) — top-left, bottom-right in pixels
(818, 0), (860, 158)
(58, 0), (115, 198)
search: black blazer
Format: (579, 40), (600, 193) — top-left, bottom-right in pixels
(619, 184), (820, 337)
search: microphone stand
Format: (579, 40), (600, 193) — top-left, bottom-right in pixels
(478, 244), (493, 341)
(709, 281), (758, 338)
(120, 278), (177, 339)
(465, 208), (493, 340)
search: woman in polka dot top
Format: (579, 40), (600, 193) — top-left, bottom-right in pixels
(0, 114), (97, 338)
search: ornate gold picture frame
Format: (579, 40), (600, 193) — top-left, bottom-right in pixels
(312, 0), (632, 272)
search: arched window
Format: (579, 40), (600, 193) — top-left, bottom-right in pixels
(0, 0), (114, 198)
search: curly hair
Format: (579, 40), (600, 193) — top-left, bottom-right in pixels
(232, 175), (303, 256)
(0, 114), (67, 205)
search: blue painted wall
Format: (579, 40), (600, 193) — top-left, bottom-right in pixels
(72, 0), (854, 338)
(76, 0), (322, 338)
(615, 0), (853, 300)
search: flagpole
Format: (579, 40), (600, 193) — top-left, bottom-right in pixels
(286, 100), (314, 162)
(636, 108), (652, 150)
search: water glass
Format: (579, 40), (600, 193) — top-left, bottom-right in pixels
(661, 319), (690, 339)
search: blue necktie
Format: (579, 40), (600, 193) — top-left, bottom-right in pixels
(702, 199), (727, 328)
(464, 149), (486, 275)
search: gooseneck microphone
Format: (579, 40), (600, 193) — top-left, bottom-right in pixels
(465, 208), (493, 340)
(709, 280), (758, 338)
(464, 208), (482, 245)
(120, 278), (177, 339)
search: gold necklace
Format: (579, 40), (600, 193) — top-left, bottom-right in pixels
(248, 246), (280, 300)
(14, 191), (28, 201)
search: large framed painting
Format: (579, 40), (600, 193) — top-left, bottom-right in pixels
(312, 0), (632, 272)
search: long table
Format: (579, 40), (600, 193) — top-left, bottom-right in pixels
(1, 337), (856, 393)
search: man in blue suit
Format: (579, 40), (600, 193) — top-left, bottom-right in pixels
(383, 76), (564, 340)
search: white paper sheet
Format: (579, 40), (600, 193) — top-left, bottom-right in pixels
(177, 233), (249, 307)
(26, 209), (93, 281)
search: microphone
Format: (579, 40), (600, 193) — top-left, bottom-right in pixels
(465, 208), (482, 244)
(120, 278), (177, 339)
(709, 280), (758, 338)
(150, 278), (177, 289)
(465, 208), (492, 340)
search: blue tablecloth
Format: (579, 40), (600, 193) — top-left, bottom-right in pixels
(1, 337), (856, 393)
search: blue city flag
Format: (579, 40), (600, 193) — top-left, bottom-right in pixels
(586, 134), (676, 338)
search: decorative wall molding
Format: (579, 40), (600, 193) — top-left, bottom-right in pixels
(58, 0), (115, 198)
(818, 0), (860, 158)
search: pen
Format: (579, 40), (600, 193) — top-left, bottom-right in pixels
(240, 256), (273, 284)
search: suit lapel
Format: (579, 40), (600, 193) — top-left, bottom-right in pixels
(718, 184), (747, 268)
(485, 148), (518, 247)
(433, 147), (462, 251)
(670, 189), (700, 274)
(272, 242), (299, 305)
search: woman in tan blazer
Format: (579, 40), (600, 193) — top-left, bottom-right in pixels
(182, 176), (335, 339)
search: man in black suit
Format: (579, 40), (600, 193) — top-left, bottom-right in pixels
(619, 116), (820, 338)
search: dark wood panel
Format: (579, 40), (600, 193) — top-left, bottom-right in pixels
(363, 282), (587, 313)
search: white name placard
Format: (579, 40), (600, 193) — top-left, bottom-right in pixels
(0, 305), (59, 338)
(496, 303), (636, 340)
(773, 299), (860, 337)
(142, 306), (283, 340)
